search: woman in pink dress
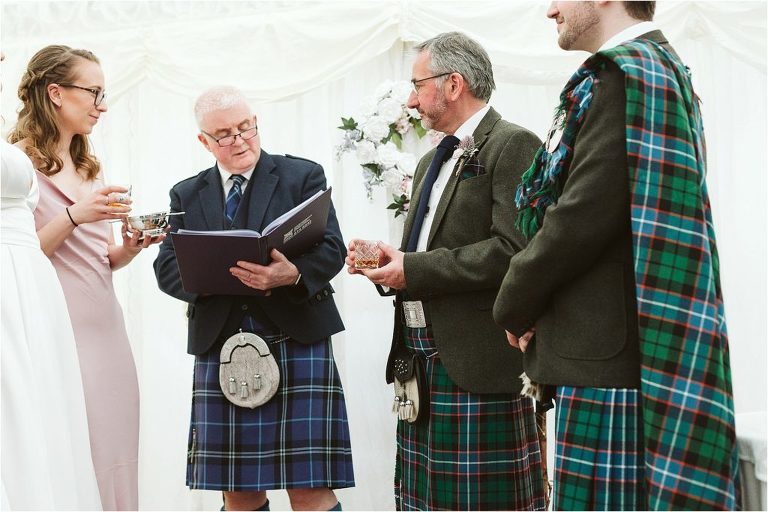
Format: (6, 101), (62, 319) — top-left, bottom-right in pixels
(9, 45), (165, 510)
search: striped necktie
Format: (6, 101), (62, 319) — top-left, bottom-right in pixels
(225, 174), (247, 224)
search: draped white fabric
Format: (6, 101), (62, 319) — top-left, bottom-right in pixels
(1, 2), (765, 510)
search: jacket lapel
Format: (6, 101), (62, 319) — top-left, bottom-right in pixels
(400, 153), (434, 250)
(242, 152), (278, 231)
(199, 165), (225, 230)
(425, 107), (501, 248)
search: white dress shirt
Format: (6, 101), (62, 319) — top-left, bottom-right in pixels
(598, 21), (659, 52)
(415, 104), (491, 251)
(218, 165), (255, 201)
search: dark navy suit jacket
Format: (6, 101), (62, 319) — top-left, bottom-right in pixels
(154, 151), (346, 356)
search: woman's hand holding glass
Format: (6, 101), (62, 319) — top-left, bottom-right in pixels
(67, 185), (133, 225)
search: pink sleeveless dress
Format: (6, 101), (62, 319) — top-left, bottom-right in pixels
(34, 172), (139, 511)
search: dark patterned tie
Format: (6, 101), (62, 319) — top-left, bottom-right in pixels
(405, 134), (459, 252)
(225, 174), (247, 225)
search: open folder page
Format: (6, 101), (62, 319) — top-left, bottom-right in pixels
(171, 187), (331, 295)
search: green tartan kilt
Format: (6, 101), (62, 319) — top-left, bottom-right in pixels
(553, 385), (645, 511)
(395, 326), (546, 511)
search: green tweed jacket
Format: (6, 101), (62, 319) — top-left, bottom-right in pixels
(490, 36), (680, 388)
(388, 107), (541, 394)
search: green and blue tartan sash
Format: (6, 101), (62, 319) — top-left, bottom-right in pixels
(517, 38), (738, 510)
(516, 68), (595, 239)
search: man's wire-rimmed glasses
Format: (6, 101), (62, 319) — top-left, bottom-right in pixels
(410, 72), (453, 94)
(58, 84), (106, 106)
(201, 118), (259, 147)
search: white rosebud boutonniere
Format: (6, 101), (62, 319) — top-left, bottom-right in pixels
(453, 135), (479, 176)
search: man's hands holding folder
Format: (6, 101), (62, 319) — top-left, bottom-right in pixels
(229, 248), (301, 296)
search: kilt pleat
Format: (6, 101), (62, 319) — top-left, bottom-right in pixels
(554, 386), (644, 511)
(395, 326), (546, 511)
(187, 336), (355, 491)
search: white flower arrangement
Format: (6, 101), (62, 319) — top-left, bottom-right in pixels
(335, 80), (435, 217)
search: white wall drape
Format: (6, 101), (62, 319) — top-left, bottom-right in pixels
(1, 2), (765, 510)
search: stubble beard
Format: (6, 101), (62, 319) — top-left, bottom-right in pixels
(420, 91), (448, 132)
(558, 3), (599, 51)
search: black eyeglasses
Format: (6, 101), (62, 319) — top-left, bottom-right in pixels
(410, 72), (453, 93)
(201, 118), (259, 147)
(58, 84), (106, 106)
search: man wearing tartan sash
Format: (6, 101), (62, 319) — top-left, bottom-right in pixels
(494, 2), (738, 510)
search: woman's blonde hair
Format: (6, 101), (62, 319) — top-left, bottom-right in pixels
(8, 44), (102, 179)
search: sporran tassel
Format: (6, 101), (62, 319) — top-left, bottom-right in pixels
(228, 377), (237, 395)
(520, 372), (544, 401)
(402, 400), (413, 421)
(392, 395), (401, 414)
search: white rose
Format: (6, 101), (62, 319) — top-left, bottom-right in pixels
(381, 166), (406, 190)
(391, 81), (413, 104)
(395, 116), (410, 135)
(377, 142), (401, 168)
(355, 139), (378, 164)
(373, 80), (394, 100)
(407, 107), (421, 120)
(396, 152), (417, 175)
(377, 97), (404, 125)
(361, 115), (391, 142)
(358, 95), (378, 118)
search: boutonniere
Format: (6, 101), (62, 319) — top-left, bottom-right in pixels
(453, 135), (479, 176)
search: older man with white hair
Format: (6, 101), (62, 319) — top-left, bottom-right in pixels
(154, 86), (354, 511)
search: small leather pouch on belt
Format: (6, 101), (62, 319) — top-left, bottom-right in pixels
(390, 345), (429, 425)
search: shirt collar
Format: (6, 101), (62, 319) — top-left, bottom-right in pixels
(218, 165), (255, 188)
(598, 21), (658, 52)
(451, 104), (491, 151)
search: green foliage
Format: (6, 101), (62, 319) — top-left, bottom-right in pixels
(387, 128), (403, 149)
(410, 117), (427, 138)
(362, 163), (381, 177)
(387, 193), (410, 218)
(338, 117), (358, 130)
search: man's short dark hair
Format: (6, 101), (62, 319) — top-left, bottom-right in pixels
(624, 1), (655, 21)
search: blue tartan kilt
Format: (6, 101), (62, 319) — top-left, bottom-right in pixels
(187, 335), (355, 491)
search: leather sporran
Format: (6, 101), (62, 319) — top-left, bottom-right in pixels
(219, 331), (280, 408)
(390, 349), (429, 425)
